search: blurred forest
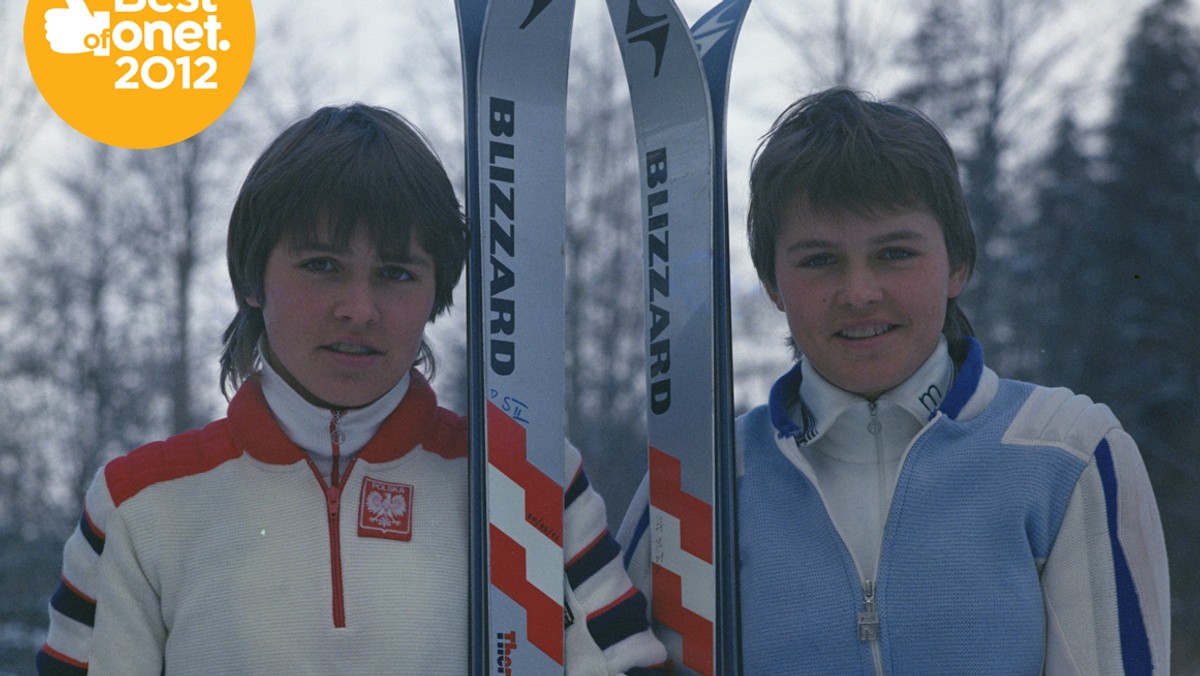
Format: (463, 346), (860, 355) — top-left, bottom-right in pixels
(2, 0), (1198, 672)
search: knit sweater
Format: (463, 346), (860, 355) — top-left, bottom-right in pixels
(620, 338), (1170, 674)
(791, 337), (955, 585)
(39, 370), (666, 675)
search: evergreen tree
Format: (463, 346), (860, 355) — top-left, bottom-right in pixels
(894, 0), (1068, 378)
(1029, 111), (1104, 392)
(1100, 0), (1200, 441)
(1100, 0), (1200, 667)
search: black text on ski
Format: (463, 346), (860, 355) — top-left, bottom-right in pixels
(489, 97), (517, 376)
(646, 147), (670, 414)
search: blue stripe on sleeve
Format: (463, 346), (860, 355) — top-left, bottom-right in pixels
(623, 505), (650, 570)
(49, 580), (95, 628)
(564, 468), (589, 509)
(36, 648), (88, 676)
(567, 534), (621, 590)
(1095, 439), (1154, 674)
(587, 591), (649, 650)
(80, 510), (104, 555)
(624, 509), (652, 571)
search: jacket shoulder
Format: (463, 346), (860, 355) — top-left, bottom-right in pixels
(1001, 385), (1122, 462)
(422, 407), (468, 460)
(104, 418), (240, 507)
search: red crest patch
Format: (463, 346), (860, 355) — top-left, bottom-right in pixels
(358, 476), (413, 541)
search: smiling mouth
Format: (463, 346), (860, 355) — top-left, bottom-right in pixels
(324, 342), (382, 356)
(837, 324), (896, 339)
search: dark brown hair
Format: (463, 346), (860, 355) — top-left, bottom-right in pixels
(748, 87), (976, 342)
(220, 104), (468, 397)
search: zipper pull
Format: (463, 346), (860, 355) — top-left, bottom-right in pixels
(858, 579), (881, 641)
(330, 410), (346, 446)
(326, 484), (341, 520)
(867, 402), (882, 435)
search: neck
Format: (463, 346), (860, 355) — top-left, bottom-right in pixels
(258, 356), (409, 458)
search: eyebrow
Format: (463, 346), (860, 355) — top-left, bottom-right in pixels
(784, 228), (931, 252)
(388, 250), (435, 269)
(287, 240), (344, 255)
(287, 240), (434, 268)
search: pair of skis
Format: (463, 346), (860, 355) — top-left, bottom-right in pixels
(605, 2), (748, 674)
(456, 0), (748, 673)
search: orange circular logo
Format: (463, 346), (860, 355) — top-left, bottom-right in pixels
(24, 0), (255, 149)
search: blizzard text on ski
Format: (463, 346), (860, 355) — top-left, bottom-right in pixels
(488, 96), (517, 376)
(646, 146), (671, 415)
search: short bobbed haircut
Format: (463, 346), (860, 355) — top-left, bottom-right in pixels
(220, 104), (468, 398)
(748, 87), (977, 343)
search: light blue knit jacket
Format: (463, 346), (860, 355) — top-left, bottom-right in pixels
(621, 338), (1170, 674)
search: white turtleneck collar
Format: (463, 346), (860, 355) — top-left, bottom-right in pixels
(797, 336), (955, 447)
(258, 356), (410, 478)
(784, 337), (954, 582)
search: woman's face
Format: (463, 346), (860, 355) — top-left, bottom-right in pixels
(250, 228), (437, 409)
(769, 207), (967, 400)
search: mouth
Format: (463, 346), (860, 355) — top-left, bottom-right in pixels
(322, 342), (383, 356)
(836, 324), (897, 340)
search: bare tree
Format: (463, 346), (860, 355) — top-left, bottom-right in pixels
(125, 136), (221, 433)
(562, 14), (648, 527)
(758, 0), (906, 89)
(0, 0), (46, 196)
(2, 145), (169, 515)
(0, 4), (472, 667)
(892, 0), (1110, 378)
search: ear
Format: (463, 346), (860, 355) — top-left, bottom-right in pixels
(947, 264), (969, 299)
(245, 293), (262, 309)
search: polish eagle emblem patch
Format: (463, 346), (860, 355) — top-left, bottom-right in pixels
(358, 476), (413, 541)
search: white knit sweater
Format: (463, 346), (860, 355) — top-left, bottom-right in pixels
(40, 371), (666, 674)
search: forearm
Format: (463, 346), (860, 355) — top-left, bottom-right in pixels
(564, 446), (666, 674)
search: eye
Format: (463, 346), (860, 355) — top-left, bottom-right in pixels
(301, 257), (337, 273)
(798, 253), (837, 268)
(879, 247), (917, 261)
(380, 265), (414, 282)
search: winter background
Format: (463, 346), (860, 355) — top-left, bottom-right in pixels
(1, 0), (1198, 671)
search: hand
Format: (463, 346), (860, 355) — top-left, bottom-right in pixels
(44, 0), (111, 55)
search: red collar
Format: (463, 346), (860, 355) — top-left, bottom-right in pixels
(228, 370), (457, 465)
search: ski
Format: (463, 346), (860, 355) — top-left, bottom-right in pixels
(456, 1), (576, 673)
(693, 3), (749, 675)
(605, 1), (749, 674)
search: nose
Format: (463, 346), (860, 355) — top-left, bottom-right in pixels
(333, 277), (381, 324)
(836, 263), (884, 306)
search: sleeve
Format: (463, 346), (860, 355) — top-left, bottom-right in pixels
(38, 465), (166, 676)
(88, 504), (166, 674)
(563, 444), (667, 675)
(38, 468), (113, 675)
(1041, 427), (1170, 675)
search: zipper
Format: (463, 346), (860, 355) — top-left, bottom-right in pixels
(858, 579), (884, 675)
(863, 404), (885, 675)
(307, 410), (352, 629)
(854, 405), (945, 675)
(330, 411), (344, 486)
(868, 402), (886, 545)
(325, 472), (346, 628)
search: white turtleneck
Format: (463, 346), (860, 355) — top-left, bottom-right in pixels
(258, 357), (410, 483)
(791, 337), (954, 583)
